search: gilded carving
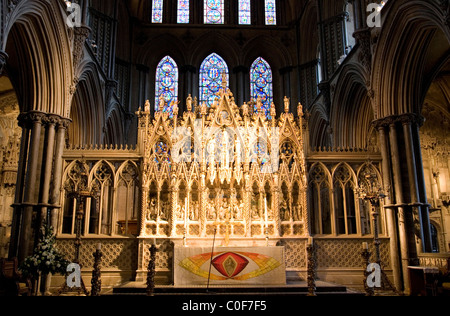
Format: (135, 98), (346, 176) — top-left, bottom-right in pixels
(136, 84), (308, 240)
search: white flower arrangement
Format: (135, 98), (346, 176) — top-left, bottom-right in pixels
(19, 225), (70, 278)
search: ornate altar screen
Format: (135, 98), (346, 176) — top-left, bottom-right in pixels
(137, 78), (308, 245)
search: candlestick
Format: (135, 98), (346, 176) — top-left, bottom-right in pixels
(184, 197), (188, 229)
(264, 197), (268, 227)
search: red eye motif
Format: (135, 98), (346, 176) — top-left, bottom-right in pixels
(179, 251), (281, 281)
(211, 252), (249, 278)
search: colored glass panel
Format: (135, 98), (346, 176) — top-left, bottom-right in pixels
(199, 53), (229, 107)
(155, 56), (178, 118)
(250, 57), (273, 118)
(204, 0), (224, 24)
(265, 0), (276, 25)
(239, 0), (251, 25)
(152, 0), (163, 23)
(178, 0), (190, 23)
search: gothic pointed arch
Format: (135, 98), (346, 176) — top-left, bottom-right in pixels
(250, 57), (273, 117)
(4, 0), (74, 116)
(155, 55), (179, 117)
(199, 53), (229, 107)
(330, 64), (375, 150)
(104, 104), (125, 146)
(69, 63), (105, 147)
(309, 102), (331, 150)
(372, 0), (450, 117)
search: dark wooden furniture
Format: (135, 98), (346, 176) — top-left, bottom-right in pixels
(0, 258), (32, 296)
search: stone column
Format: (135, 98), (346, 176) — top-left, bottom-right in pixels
(389, 121), (412, 294)
(139, 184), (149, 237)
(377, 123), (402, 290)
(180, 65), (196, 105)
(8, 114), (30, 259)
(233, 66), (249, 106)
(412, 118), (433, 253)
(280, 66), (293, 105)
(38, 115), (58, 228)
(49, 118), (71, 230)
(200, 173), (207, 237)
(170, 181), (179, 237)
(401, 116), (425, 256)
(19, 111), (45, 261)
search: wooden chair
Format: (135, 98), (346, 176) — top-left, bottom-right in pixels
(0, 258), (32, 296)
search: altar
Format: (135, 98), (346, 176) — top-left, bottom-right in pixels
(174, 246), (286, 286)
(135, 80), (307, 286)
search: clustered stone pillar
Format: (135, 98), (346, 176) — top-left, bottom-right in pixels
(373, 113), (433, 295)
(9, 111), (71, 262)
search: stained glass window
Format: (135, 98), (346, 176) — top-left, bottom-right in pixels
(155, 56), (178, 118)
(178, 0), (190, 24)
(250, 57), (273, 117)
(199, 53), (229, 107)
(152, 0), (163, 23)
(265, 0), (276, 25)
(204, 0), (224, 24)
(239, 0), (251, 25)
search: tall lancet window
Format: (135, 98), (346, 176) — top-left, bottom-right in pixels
(178, 0), (190, 23)
(152, 0), (164, 23)
(155, 56), (179, 118)
(239, 0), (251, 25)
(265, 0), (277, 25)
(204, 0), (224, 24)
(250, 57), (273, 117)
(199, 53), (229, 107)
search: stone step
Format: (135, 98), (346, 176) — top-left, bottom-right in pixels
(110, 280), (359, 296)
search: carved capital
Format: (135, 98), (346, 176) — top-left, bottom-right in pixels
(57, 117), (72, 130)
(42, 114), (60, 126)
(398, 113), (424, 127)
(73, 25), (91, 69)
(353, 28), (372, 73)
(372, 113), (424, 129)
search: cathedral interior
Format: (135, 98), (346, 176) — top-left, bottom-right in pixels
(0, 0), (449, 297)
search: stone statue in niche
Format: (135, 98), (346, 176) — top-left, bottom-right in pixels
(280, 198), (290, 221)
(284, 96), (290, 113)
(159, 201), (168, 221)
(190, 201), (199, 221)
(206, 199), (216, 220)
(158, 95), (165, 112)
(147, 198), (157, 221)
(186, 94), (193, 112)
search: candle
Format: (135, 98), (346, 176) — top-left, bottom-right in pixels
(97, 243), (102, 251)
(308, 237), (314, 246)
(362, 242), (369, 250)
(264, 197), (268, 225)
(184, 197), (188, 236)
(152, 238), (156, 245)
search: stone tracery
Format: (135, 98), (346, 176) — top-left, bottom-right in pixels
(138, 82), (308, 241)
